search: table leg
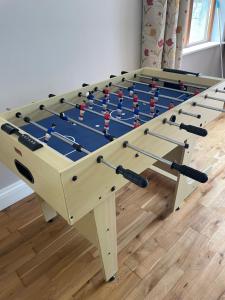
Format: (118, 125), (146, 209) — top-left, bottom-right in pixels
(75, 193), (118, 281)
(170, 142), (198, 212)
(38, 196), (58, 222)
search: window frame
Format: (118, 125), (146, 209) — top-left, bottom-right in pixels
(184, 0), (216, 47)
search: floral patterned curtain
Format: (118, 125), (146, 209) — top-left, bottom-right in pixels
(141, 0), (189, 69)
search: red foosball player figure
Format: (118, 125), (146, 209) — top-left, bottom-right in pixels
(103, 86), (110, 102)
(179, 80), (186, 91)
(150, 97), (156, 116)
(194, 88), (200, 95)
(79, 100), (86, 121)
(168, 101), (175, 110)
(133, 118), (141, 129)
(133, 94), (139, 110)
(117, 89), (124, 101)
(103, 110), (111, 133)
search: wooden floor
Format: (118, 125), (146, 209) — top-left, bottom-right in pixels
(1, 115), (225, 300)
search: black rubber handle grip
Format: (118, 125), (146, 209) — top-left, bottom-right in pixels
(121, 71), (128, 75)
(110, 74), (117, 78)
(82, 83), (89, 87)
(163, 68), (199, 77)
(116, 165), (148, 188)
(1, 123), (19, 135)
(179, 123), (207, 137)
(48, 94), (56, 98)
(171, 162), (208, 183)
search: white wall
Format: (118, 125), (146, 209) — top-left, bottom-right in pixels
(182, 45), (223, 78)
(0, 0), (142, 191)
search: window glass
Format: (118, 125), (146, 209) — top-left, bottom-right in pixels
(189, 0), (211, 45)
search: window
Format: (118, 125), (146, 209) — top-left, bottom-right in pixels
(185, 0), (216, 46)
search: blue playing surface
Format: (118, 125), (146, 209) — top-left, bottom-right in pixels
(21, 82), (192, 162)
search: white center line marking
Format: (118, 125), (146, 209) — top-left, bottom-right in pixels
(65, 150), (76, 156)
(38, 135), (45, 140)
(177, 93), (186, 99)
(64, 136), (76, 143)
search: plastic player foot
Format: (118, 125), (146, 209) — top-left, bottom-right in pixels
(108, 275), (116, 282)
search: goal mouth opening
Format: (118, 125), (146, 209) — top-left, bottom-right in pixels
(15, 159), (34, 184)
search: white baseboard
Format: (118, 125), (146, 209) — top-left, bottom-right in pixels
(0, 180), (33, 210)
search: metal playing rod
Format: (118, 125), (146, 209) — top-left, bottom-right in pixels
(178, 109), (201, 119)
(60, 99), (188, 148)
(135, 74), (207, 89)
(37, 95), (191, 150)
(95, 88), (168, 110)
(94, 96), (152, 119)
(192, 102), (225, 113)
(124, 78), (193, 96)
(60, 99), (191, 149)
(80, 92), (153, 119)
(163, 116), (208, 137)
(39, 105), (117, 138)
(16, 113), (90, 155)
(144, 129), (188, 148)
(96, 155), (148, 188)
(59, 98), (190, 150)
(62, 98), (134, 128)
(204, 94), (225, 103)
(111, 83), (186, 103)
(133, 85), (190, 99)
(124, 78), (149, 87)
(123, 141), (208, 183)
(164, 119), (180, 128)
(99, 157), (116, 171)
(80, 97), (115, 113)
(82, 84), (168, 110)
(118, 73), (196, 95)
(124, 142), (172, 166)
(215, 88), (225, 94)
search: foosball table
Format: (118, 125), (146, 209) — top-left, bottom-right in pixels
(0, 67), (225, 281)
